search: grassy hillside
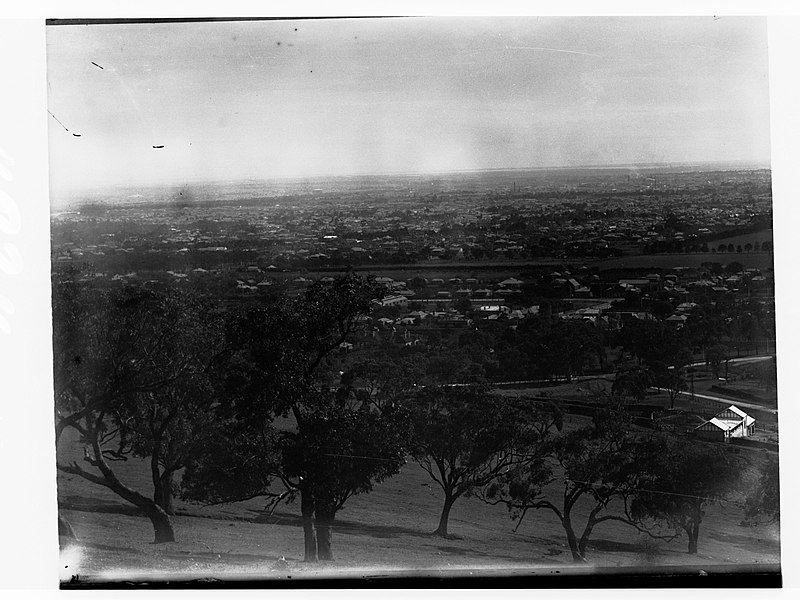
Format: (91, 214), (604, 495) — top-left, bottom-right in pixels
(56, 424), (780, 584)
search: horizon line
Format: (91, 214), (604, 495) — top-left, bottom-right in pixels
(51, 158), (772, 196)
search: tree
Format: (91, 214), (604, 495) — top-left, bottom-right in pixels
(492, 346), (532, 382)
(618, 319), (662, 365)
(408, 387), (562, 537)
(114, 299), (229, 516)
(425, 350), (486, 385)
(685, 304), (726, 351)
(409, 276), (428, 289)
(650, 363), (688, 409)
(744, 455), (780, 524)
(485, 404), (661, 562)
(349, 356), (424, 410)
(612, 366), (654, 403)
(619, 319), (690, 368)
(732, 306), (765, 354)
(704, 344), (729, 379)
(651, 300), (675, 320)
(182, 273), (412, 561)
(725, 261), (744, 275)
(281, 398), (411, 559)
(453, 297), (472, 314)
(630, 435), (743, 553)
(519, 318), (602, 382)
(53, 281), (226, 542)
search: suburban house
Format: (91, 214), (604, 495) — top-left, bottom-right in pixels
(618, 278), (653, 292)
(665, 313), (688, 328)
(694, 405), (756, 442)
(500, 277), (524, 288)
(377, 294), (409, 308)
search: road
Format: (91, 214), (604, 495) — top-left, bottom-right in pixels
(437, 355), (778, 415)
(668, 389), (777, 415)
(688, 355), (774, 369)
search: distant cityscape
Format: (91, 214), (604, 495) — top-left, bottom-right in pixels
(51, 166), (774, 313)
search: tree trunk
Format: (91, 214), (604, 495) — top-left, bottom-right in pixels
(94, 453), (175, 542)
(315, 500), (336, 561)
(562, 516), (586, 563)
(301, 489), (317, 562)
(150, 448), (174, 516)
(688, 537), (698, 554)
(687, 522), (700, 554)
(578, 517), (597, 558)
(154, 470), (175, 516)
(316, 525), (333, 561)
(58, 425), (177, 544)
(434, 493), (456, 537)
(142, 503), (176, 543)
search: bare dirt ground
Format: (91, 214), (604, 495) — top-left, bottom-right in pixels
(56, 427), (780, 585)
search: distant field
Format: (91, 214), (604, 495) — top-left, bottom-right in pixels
(346, 266), (534, 283)
(304, 253), (775, 282)
(708, 230), (773, 251)
(593, 253), (774, 271)
(321, 260), (564, 282)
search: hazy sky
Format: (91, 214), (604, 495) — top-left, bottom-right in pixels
(46, 17), (771, 194)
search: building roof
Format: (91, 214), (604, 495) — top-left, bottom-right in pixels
(719, 405), (756, 427)
(696, 405), (756, 432)
(697, 417), (731, 432)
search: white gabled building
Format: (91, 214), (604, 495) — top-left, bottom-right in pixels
(694, 405), (756, 442)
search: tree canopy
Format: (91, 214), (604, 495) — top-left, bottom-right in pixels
(484, 403), (660, 562)
(517, 318), (602, 382)
(629, 435), (744, 554)
(53, 280), (227, 542)
(407, 386), (562, 536)
(180, 273), (413, 561)
(744, 455), (780, 525)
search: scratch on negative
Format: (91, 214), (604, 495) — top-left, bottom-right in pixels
(505, 46), (602, 58)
